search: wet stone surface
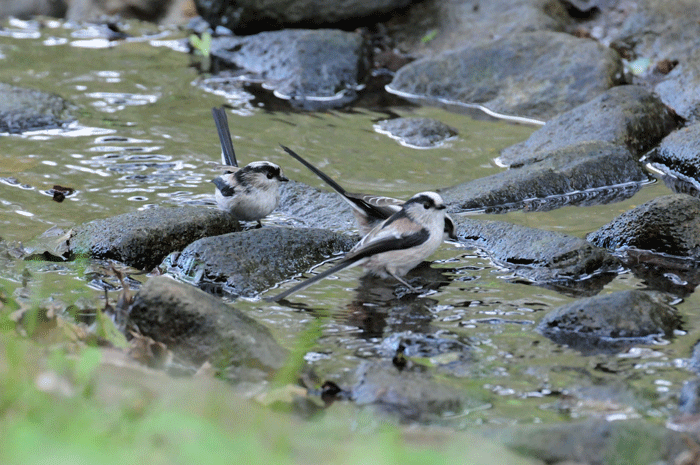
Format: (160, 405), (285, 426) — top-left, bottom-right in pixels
(128, 276), (288, 383)
(441, 141), (648, 213)
(163, 226), (357, 298)
(209, 29), (365, 110)
(647, 123), (700, 185)
(587, 194), (700, 259)
(454, 217), (620, 289)
(387, 31), (623, 121)
(536, 290), (682, 353)
(374, 117), (458, 148)
(67, 206), (240, 270)
(498, 85), (679, 167)
(0, 83), (75, 133)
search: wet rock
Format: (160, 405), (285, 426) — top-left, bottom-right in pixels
(277, 180), (357, 233)
(164, 227), (356, 297)
(389, 0), (570, 59)
(647, 123), (700, 185)
(374, 117), (457, 148)
(349, 360), (486, 422)
(536, 290), (681, 353)
(387, 31), (623, 121)
(498, 85), (678, 167)
(128, 276), (287, 383)
(196, 0), (415, 32)
(587, 194), (700, 259)
(0, 83), (75, 134)
(210, 29), (365, 110)
(66, 0), (190, 24)
(655, 50), (700, 122)
(68, 206), (240, 270)
(488, 418), (689, 464)
(441, 141), (648, 213)
(612, 0), (700, 66)
(455, 217), (620, 286)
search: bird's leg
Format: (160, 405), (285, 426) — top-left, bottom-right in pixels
(389, 272), (420, 292)
(255, 220), (263, 229)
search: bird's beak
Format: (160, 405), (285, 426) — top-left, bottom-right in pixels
(279, 174), (289, 182)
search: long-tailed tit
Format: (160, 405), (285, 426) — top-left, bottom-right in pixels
(210, 107), (288, 227)
(267, 191), (449, 302)
(279, 145), (457, 241)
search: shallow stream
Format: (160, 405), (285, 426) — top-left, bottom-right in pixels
(1, 18), (698, 426)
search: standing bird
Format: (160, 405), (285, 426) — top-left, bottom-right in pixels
(279, 145), (457, 241)
(210, 107), (288, 227)
(267, 191), (449, 302)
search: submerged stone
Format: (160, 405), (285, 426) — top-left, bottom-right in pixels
(67, 206), (240, 270)
(128, 276), (287, 383)
(0, 83), (75, 133)
(536, 290), (681, 353)
(349, 360), (487, 422)
(441, 141), (648, 213)
(374, 117), (457, 148)
(498, 85), (678, 167)
(164, 227), (356, 298)
(587, 194), (700, 259)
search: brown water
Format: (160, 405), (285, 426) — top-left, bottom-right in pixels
(1, 17), (696, 426)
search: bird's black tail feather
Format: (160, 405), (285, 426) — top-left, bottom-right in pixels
(212, 107), (238, 167)
(280, 145), (347, 195)
(266, 256), (360, 302)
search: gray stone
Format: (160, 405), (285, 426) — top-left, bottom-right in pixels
(196, 0), (415, 32)
(349, 361), (486, 422)
(128, 276), (287, 383)
(374, 117), (457, 148)
(0, 83), (74, 134)
(536, 290), (681, 353)
(499, 85), (678, 166)
(454, 217), (620, 286)
(647, 123), (700, 184)
(655, 52), (700, 122)
(68, 206), (240, 270)
(387, 31), (623, 121)
(390, 0), (570, 58)
(440, 141), (647, 213)
(587, 194), (700, 259)
(210, 29), (365, 110)
(164, 227), (356, 297)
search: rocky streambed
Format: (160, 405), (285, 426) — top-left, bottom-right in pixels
(3, 0), (700, 462)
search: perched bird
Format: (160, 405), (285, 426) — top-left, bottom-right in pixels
(279, 144), (457, 241)
(267, 191), (449, 302)
(210, 107), (288, 227)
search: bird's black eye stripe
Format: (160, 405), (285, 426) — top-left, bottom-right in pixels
(423, 202), (430, 209)
(267, 172), (274, 179)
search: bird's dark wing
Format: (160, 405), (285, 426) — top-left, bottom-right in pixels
(212, 107), (238, 167)
(444, 215), (458, 241)
(211, 176), (236, 197)
(346, 227), (430, 262)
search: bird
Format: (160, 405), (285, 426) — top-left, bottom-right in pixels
(279, 144), (457, 241)
(267, 191), (449, 302)
(210, 107), (289, 227)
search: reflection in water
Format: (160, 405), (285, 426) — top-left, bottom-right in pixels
(339, 262), (454, 340)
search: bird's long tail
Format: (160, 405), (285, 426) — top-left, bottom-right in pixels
(266, 256), (360, 302)
(212, 107), (238, 167)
